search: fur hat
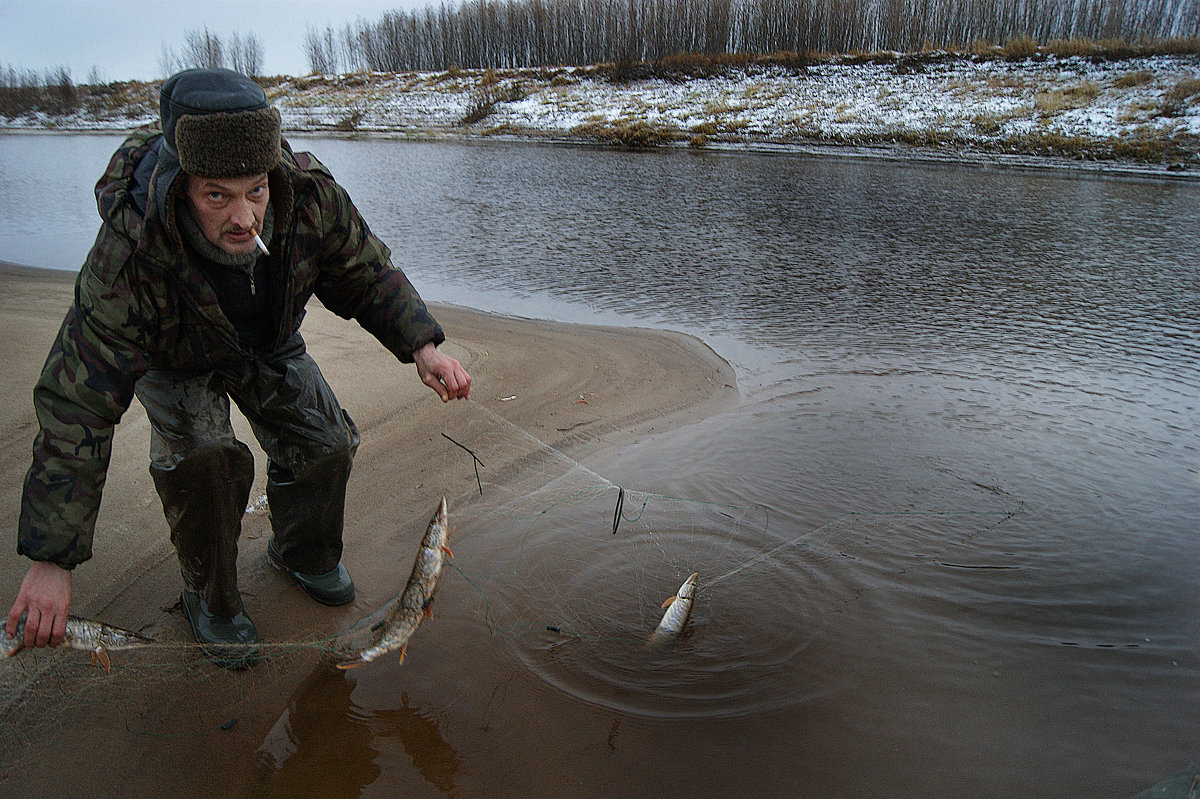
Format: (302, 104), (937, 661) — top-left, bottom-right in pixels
(160, 68), (281, 178)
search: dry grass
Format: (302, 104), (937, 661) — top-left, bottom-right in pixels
(1034, 81), (1101, 115)
(981, 128), (1200, 163)
(971, 110), (1028, 134)
(955, 36), (1200, 62)
(331, 110), (365, 131)
(1003, 35), (1040, 60)
(461, 77), (527, 125)
(568, 118), (684, 148)
(1118, 98), (1162, 122)
(1165, 77), (1200, 103)
(704, 97), (747, 116)
(1113, 70), (1156, 89)
(1157, 77), (1200, 118)
(0, 78), (157, 119)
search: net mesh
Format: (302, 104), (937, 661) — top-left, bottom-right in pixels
(0, 399), (1023, 755)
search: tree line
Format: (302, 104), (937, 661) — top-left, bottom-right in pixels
(307, 0), (1200, 73)
(0, 64), (80, 115)
(1, 28), (265, 119)
(159, 28), (265, 77)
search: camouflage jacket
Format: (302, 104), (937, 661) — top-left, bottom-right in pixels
(18, 125), (445, 568)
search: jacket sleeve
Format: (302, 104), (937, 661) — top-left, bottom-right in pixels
(17, 260), (150, 568)
(307, 174), (445, 363)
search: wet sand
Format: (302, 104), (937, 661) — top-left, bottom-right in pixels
(0, 261), (736, 797)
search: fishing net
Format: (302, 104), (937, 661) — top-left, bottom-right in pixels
(0, 397), (1023, 771)
(375, 401), (1024, 719)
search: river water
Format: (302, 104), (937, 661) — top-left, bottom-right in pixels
(1, 133), (1198, 797)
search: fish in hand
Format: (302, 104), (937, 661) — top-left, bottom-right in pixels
(3, 615), (154, 672)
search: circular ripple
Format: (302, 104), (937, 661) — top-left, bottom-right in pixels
(468, 502), (856, 720)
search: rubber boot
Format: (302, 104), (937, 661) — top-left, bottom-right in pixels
(266, 444), (357, 605)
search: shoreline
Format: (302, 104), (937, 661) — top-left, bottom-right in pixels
(0, 259), (737, 795)
(5, 124), (1197, 185)
(289, 127), (1200, 182)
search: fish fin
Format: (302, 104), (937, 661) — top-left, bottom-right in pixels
(661, 595), (678, 609)
(336, 658), (367, 671)
(92, 647), (112, 673)
(397, 643), (408, 664)
(441, 544), (454, 558)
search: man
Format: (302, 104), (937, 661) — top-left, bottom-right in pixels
(5, 68), (470, 667)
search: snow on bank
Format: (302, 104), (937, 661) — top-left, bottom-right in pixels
(4, 54), (1198, 171)
(501, 55), (1200, 140)
(274, 53), (1200, 171)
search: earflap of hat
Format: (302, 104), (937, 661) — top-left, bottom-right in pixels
(174, 107), (282, 178)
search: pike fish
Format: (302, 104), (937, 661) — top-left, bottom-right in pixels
(648, 572), (699, 648)
(2, 615), (155, 671)
(338, 496), (451, 670)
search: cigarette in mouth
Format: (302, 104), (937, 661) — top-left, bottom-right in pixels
(251, 229), (270, 255)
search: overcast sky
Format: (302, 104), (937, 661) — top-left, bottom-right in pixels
(1, 0), (433, 82)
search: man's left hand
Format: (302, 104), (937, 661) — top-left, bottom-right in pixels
(414, 342), (471, 402)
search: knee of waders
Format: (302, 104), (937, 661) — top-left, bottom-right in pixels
(267, 411), (359, 488)
(267, 445), (354, 490)
(150, 438), (255, 487)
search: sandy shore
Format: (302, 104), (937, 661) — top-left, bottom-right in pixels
(0, 260), (736, 796)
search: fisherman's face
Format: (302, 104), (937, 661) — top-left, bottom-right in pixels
(183, 172), (269, 256)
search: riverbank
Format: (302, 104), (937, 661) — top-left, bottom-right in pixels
(3, 50), (1198, 175)
(0, 260), (736, 796)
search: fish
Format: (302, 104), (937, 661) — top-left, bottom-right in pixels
(647, 572), (699, 648)
(2, 615), (155, 672)
(338, 496), (451, 670)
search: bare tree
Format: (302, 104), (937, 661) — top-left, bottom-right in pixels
(161, 28), (265, 76)
(159, 44), (183, 77)
(304, 25), (341, 74)
(182, 28), (225, 69)
(229, 31), (265, 76)
(51, 66), (75, 109)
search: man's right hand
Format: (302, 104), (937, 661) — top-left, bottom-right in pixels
(6, 560), (72, 647)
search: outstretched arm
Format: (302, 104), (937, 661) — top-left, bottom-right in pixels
(6, 561), (72, 648)
(413, 342), (471, 402)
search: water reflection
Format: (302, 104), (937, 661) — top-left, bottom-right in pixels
(252, 667), (460, 798)
(252, 669), (378, 797)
